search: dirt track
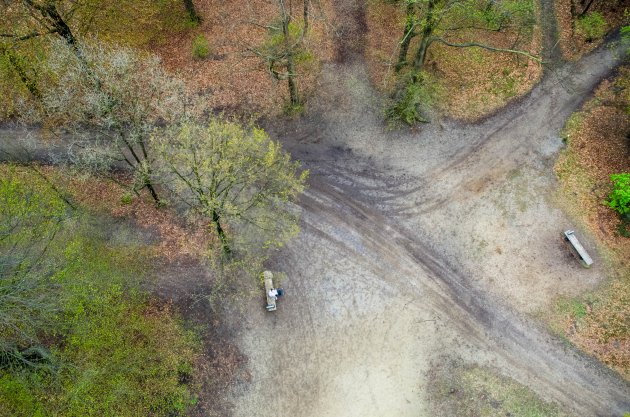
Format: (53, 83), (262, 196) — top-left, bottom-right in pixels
(228, 2), (630, 416)
(0, 3), (628, 416)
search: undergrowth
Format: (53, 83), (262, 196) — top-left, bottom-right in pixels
(0, 165), (200, 416)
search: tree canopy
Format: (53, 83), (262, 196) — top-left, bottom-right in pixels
(33, 39), (194, 203)
(152, 119), (308, 255)
(0, 168), (69, 369)
(393, 0), (539, 72)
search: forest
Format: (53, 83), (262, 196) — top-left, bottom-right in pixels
(1, 0), (629, 416)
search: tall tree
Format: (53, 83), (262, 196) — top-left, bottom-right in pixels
(0, 169), (69, 369)
(0, 0), (80, 48)
(249, 0), (312, 109)
(0, 0), (82, 95)
(151, 119), (308, 256)
(36, 40), (194, 204)
(393, 0), (539, 73)
(0, 0), (180, 105)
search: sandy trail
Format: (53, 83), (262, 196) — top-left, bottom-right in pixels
(229, 2), (630, 416)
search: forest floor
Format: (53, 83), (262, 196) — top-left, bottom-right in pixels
(364, 0), (543, 121)
(225, 0), (630, 416)
(1, 0), (629, 415)
(551, 65), (630, 379)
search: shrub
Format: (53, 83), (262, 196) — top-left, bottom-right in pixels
(576, 12), (607, 42)
(607, 173), (630, 216)
(120, 193), (133, 205)
(192, 34), (210, 59)
(386, 71), (435, 126)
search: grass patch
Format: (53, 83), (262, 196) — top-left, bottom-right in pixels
(428, 360), (567, 417)
(0, 166), (201, 416)
(192, 34), (211, 59)
(575, 12), (607, 42)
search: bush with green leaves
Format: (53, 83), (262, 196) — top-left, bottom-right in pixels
(192, 34), (210, 59)
(151, 119), (308, 256)
(607, 173), (630, 216)
(386, 71), (436, 126)
(576, 12), (607, 42)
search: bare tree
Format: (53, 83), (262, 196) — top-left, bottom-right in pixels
(248, 0), (313, 109)
(1, 0), (81, 51)
(393, 0), (540, 73)
(36, 40), (195, 204)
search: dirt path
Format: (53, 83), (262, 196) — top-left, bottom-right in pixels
(1, 3), (628, 415)
(229, 2), (630, 416)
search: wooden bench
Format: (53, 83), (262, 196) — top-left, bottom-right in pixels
(263, 271), (277, 311)
(563, 230), (593, 268)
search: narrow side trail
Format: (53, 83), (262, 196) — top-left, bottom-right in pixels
(231, 2), (630, 416)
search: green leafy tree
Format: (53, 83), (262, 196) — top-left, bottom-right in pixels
(607, 173), (630, 216)
(386, 70), (436, 124)
(0, 169), (69, 369)
(151, 119), (308, 256)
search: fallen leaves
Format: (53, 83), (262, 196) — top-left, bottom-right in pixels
(554, 66), (630, 379)
(554, 0), (629, 61)
(365, 1), (543, 122)
(149, 0), (336, 117)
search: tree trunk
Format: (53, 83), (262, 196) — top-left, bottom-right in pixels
(145, 180), (161, 205)
(303, 0), (310, 33)
(280, 0), (300, 105)
(23, 0), (78, 48)
(212, 209), (231, 256)
(579, 0), (596, 17)
(183, 0), (201, 24)
(413, 35), (432, 71)
(2, 48), (41, 98)
(412, 0), (437, 71)
(286, 57), (299, 105)
(396, 3), (416, 72)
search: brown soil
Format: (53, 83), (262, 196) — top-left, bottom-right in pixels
(228, 2), (630, 415)
(2, 1), (630, 415)
(151, 0), (336, 117)
(0, 163), (243, 416)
